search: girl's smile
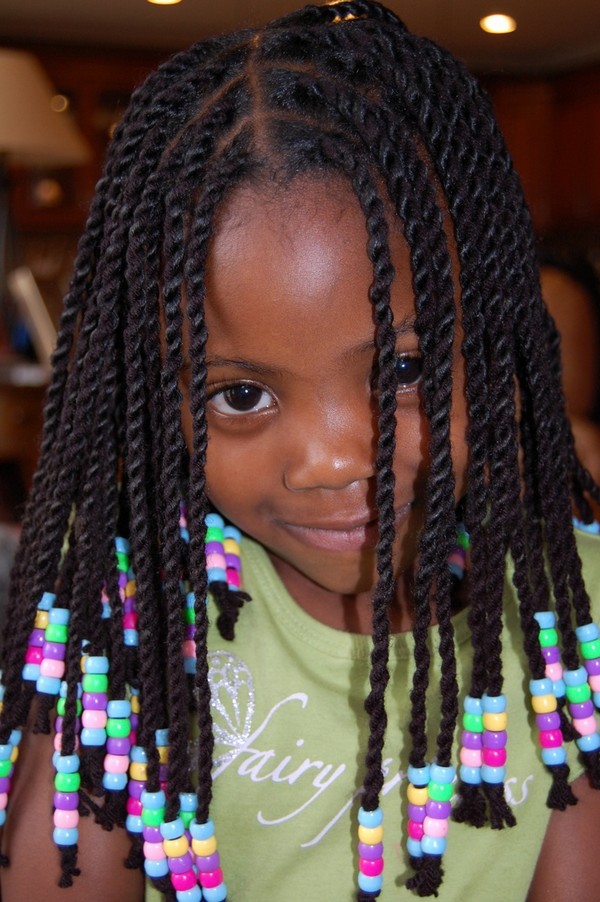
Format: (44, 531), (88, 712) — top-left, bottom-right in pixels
(182, 175), (468, 633)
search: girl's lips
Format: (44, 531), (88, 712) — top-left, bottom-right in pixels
(281, 505), (411, 553)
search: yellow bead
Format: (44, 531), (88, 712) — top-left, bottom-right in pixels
(357, 824), (384, 845)
(129, 762), (148, 781)
(483, 712), (508, 731)
(163, 835), (189, 858)
(157, 746), (169, 765)
(192, 836), (217, 857)
(35, 611), (49, 629)
(223, 539), (240, 555)
(531, 694), (557, 714)
(10, 746), (19, 763)
(407, 784), (429, 806)
(130, 696), (141, 714)
(125, 581), (136, 598)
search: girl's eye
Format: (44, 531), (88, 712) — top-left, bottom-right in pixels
(209, 383), (274, 415)
(395, 355), (422, 388)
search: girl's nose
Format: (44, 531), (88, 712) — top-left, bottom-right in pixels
(282, 400), (376, 492)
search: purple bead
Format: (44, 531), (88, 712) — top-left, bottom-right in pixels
(425, 799), (452, 819)
(407, 803), (426, 823)
(461, 730), (482, 750)
(0, 777), (10, 793)
(205, 541), (223, 555)
(124, 599), (136, 613)
(130, 714), (139, 730)
(570, 700), (595, 719)
(159, 765), (169, 782)
(536, 711), (561, 730)
(482, 730), (507, 749)
(29, 628), (46, 647)
(118, 572), (128, 589)
(83, 692), (108, 710)
(128, 779), (145, 800)
(54, 716), (81, 734)
(185, 625), (195, 640)
(541, 645), (560, 664)
(42, 641), (67, 661)
(107, 736), (132, 756)
(225, 553), (241, 570)
(168, 851), (193, 874)
(585, 658), (600, 676)
(358, 842), (383, 860)
(143, 826), (162, 842)
(54, 791), (79, 810)
(196, 852), (220, 871)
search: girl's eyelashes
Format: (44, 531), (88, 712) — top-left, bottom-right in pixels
(395, 353), (423, 388)
(208, 382), (275, 416)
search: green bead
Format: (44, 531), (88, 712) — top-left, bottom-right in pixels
(184, 607), (195, 625)
(54, 771), (81, 792)
(580, 639), (600, 660)
(106, 718), (131, 738)
(82, 673), (109, 693)
(566, 682), (592, 703)
(180, 810), (194, 829)
(538, 628), (558, 648)
(427, 780), (454, 802)
(457, 531), (470, 550)
(45, 623), (68, 644)
(115, 551), (129, 572)
(56, 698), (82, 716)
(205, 527), (224, 543)
(0, 759), (13, 778)
(462, 712), (483, 732)
(142, 806), (165, 827)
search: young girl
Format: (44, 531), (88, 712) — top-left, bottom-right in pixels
(1, 2), (600, 899)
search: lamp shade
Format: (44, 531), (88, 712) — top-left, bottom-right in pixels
(0, 49), (90, 167)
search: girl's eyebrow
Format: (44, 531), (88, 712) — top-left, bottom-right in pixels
(352, 315), (418, 354)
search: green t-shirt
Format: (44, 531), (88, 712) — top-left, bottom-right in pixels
(147, 528), (600, 901)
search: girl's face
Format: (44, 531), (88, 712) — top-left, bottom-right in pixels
(182, 177), (468, 632)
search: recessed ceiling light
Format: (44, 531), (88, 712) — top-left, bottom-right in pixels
(480, 14), (517, 34)
(147, 0), (182, 6)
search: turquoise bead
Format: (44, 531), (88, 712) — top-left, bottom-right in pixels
(421, 836), (446, 855)
(563, 667), (587, 687)
(205, 513), (224, 529)
(357, 806), (383, 828)
(203, 885), (228, 902)
(406, 837), (423, 858)
(115, 537), (130, 553)
(190, 818), (215, 840)
(430, 763), (455, 784)
(464, 696), (483, 715)
(541, 747), (567, 766)
(576, 733), (600, 753)
(141, 789), (166, 809)
(576, 623), (600, 643)
(144, 858), (169, 878)
(534, 611), (555, 629)
(358, 873), (383, 893)
(529, 678), (553, 696)
(459, 765), (482, 785)
(481, 765), (506, 783)
(160, 817), (185, 839)
(126, 814), (143, 834)
(103, 772), (127, 791)
(53, 827), (79, 846)
(407, 763), (430, 786)
(39, 592), (56, 610)
(107, 699), (131, 718)
(176, 888), (203, 902)
(482, 693), (506, 713)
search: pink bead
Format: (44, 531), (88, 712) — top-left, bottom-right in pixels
(407, 819), (424, 840)
(54, 808), (79, 829)
(82, 710), (107, 729)
(359, 857), (384, 877)
(40, 658), (64, 678)
(122, 612), (138, 629)
(54, 733), (80, 752)
(206, 553), (226, 570)
(143, 841), (166, 861)
(545, 662), (563, 681)
(227, 570), (241, 588)
(199, 868), (224, 889)
(170, 870), (197, 891)
(572, 716), (598, 736)
(588, 674), (600, 692)
(182, 640), (196, 659)
(459, 747), (482, 767)
(104, 754), (129, 774)
(127, 797), (143, 816)
(25, 647), (43, 665)
(539, 729), (563, 748)
(423, 816), (449, 838)
(482, 747), (507, 767)
(0, 793), (8, 810)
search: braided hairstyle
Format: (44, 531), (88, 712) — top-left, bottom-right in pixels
(2, 2), (599, 898)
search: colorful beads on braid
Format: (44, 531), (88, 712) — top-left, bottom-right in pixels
(356, 805), (384, 896)
(576, 622), (600, 709)
(37, 606), (70, 697)
(161, 816), (199, 900)
(103, 699), (132, 791)
(448, 522), (470, 581)
(481, 694), (508, 781)
(458, 696), (483, 787)
(126, 744), (148, 837)
(563, 667), (600, 754)
(116, 537), (139, 647)
(142, 788), (169, 880)
(22, 591), (56, 684)
(81, 655), (109, 748)
(0, 728), (21, 827)
(406, 763), (430, 862)
(52, 749), (81, 847)
(190, 818), (227, 902)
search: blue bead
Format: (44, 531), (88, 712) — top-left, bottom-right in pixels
(55, 754), (80, 773)
(357, 806), (383, 828)
(144, 857), (169, 878)
(576, 733), (600, 753)
(541, 747), (567, 766)
(464, 696), (483, 715)
(207, 567), (227, 583)
(576, 623), (600, 643)
(572, 518), (600, 535)
(59, 681), (81, 698)
(22, 663), (40, 681)
(481, 765), (506, 784)
(80, 727), (106, 746)
(430, 763), (455, 784)
(202, 885), (228, 902)
(0, 810), (5, 826)
(176, 888), (203, 902)
(48, 608), (70, 625)
(459, 765), (482, 785)
(563, 667), (588, 687)
(406, 837), (423, 858)
(0, 745), (12, 760)
(115, 536), (130, 553)
(223, 525), (242, 543)
(205, 513), (224, 529)
(357, 873), (383, 893)
(184, 658), (196, 674)
(160, 817), (184, 840)
(84, 656), (109, 674)
(186, 592), (195, 608)
(179, 793), (196, 812)
(103, 772), (128, 791)
(189, 818), (215, 840)
(9, 730), (21, 746)
(155, 729), (169, 746)
(141, 789), (166, 809)
(180, 528), (190, 543)
(421, 836), (446, 856)
(482, 693), (506, 713)
(407, 764), (430, 786)
(553, 679), (566, 698)
(594, 691), (600, 708)
(36, 675), (61, 695)
(107, 700), (131, 718)
(130, 745), (147, 763)
(123, 629), (139, 647)
(39, 592), (56, 610)
(529, 678), (552, 696)
(53, 827), (79, 846)
(533, 611), (555, 629)
(126, 814), (143, 833)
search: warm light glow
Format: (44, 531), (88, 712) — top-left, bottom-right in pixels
(146, 0), (182, 5)
(480, 14), (517, 34)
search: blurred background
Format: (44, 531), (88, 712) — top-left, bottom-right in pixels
(0, 0), (600, 527)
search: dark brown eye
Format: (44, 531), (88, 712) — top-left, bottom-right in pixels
(209, 383), (273, 415)
(395, 355), (422, 387)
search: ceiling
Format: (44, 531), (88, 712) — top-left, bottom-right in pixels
(2, 0), (600, 75)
